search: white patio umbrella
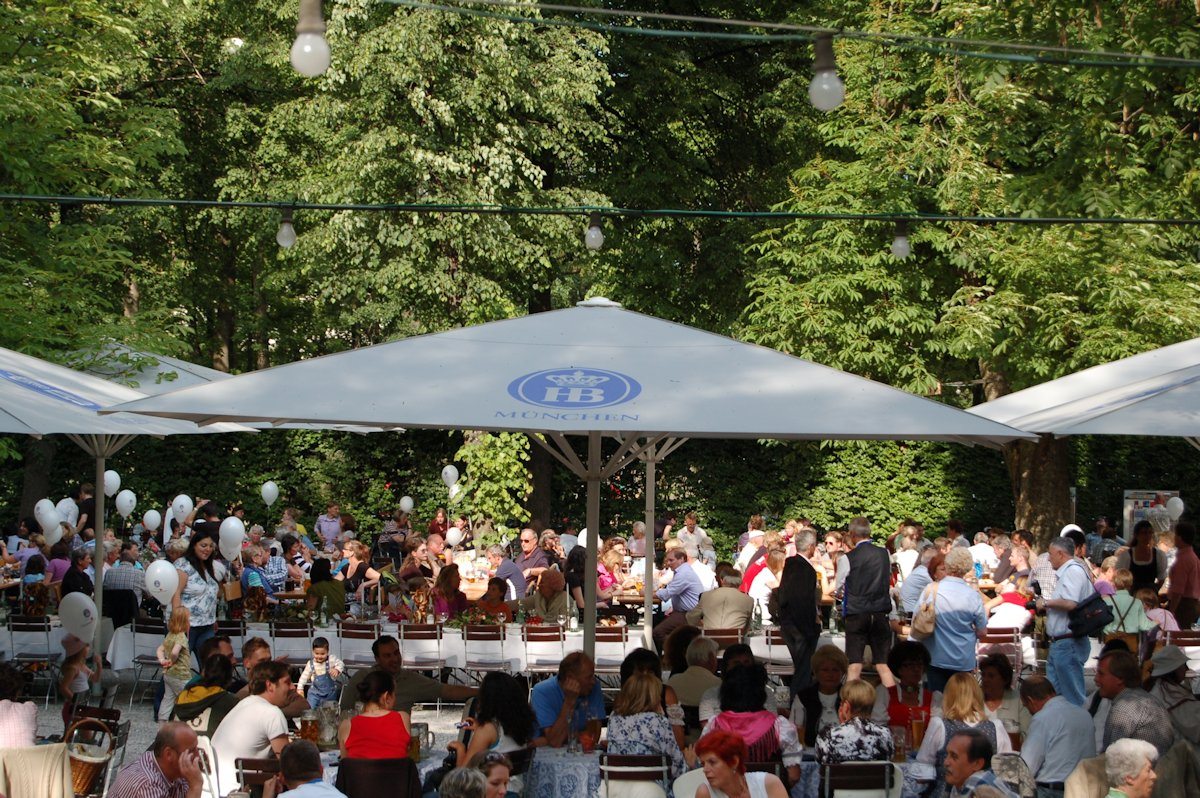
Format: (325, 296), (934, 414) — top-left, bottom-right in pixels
(105, 298), (1033, 652)
(0, 346), (249, 660)
(968, 337), (1200, 442)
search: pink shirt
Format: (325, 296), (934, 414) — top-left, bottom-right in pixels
(0, 700), (37, 748)
(1168, 545), (1200, 600)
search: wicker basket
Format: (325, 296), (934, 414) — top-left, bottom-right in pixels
(65, 718), (115, 797)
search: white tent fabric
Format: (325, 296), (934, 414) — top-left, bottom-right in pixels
(0, 346), (249, 660)
(105, 299), (1032, 653)
(106, 299), (1032, 443)
(967, 337), (1200, 437)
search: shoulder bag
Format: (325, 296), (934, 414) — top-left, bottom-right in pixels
(909, 583), (938, 640)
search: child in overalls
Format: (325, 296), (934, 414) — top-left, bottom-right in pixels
(298, 636), (345, 708)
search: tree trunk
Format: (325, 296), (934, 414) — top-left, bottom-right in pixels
(524, 288), (554, 527)
(19, 436), (57, 518)
(979, 359), (1073, 545)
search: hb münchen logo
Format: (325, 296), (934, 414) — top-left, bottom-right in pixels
(508, 368), (642, 409)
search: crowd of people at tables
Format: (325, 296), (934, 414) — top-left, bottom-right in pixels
(3, 488), (1200, 798)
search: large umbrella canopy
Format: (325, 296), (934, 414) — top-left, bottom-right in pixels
(106, 299), (1032, 652)
(967, 337), (1200, 438)
(106, 299), (1032, 443)
(0, 345), (249, 661)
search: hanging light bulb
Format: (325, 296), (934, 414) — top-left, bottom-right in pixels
(890, 221), (911, 260)
(291, 0), (330, 77)
(585, 212), (605, 251)
(276, 209), (297, 249)
(808, 34), (845, 112)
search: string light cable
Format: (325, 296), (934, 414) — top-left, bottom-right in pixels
(4, 194), (1200, 227)
(383, 0), (1200, 69)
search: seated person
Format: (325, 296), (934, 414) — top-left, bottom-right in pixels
(816, 679), (894, 765)
(475, 578), (513, 622)
(338, 670), (411, 759)
(172, 654), (241, 738)
(530, 652), (605, 748)
(699, 663), (802, 785)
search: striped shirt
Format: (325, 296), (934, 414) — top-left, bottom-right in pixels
(108, 750), (190, 798)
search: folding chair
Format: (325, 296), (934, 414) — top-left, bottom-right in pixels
(235, 757), (281, 791)
(462, 623), (509, 682)
(593, 624), (630, 677)
(7, 614), (60, 706)
(599, 753), (669, 796)
(398, 622), (446, 672)
(195, 732), (222, 798)
(522, 623), (566, 685)
(820, 761), (896, 798)
(101, 719), (132, 796)
(746, 761), (784, 778)
(977, 627), (1023, 687)
(270, 619), (314, 666)
(129, 615), (167, 708)
(337, 619), (381, 670)
(702, 627), (745, 651)
(334, 757), (421, 798)
(215, 618), (247, 650)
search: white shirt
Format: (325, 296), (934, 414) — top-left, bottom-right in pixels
(748, 568), (779, 623)
(676, 526), (716, 564)
(1047, 559), (1093, 638)
(210, 695), (288, 794)
(894, 549), (919, 580)
(281, 781), (346, 798)
(735, 541), (763, 572)
(969, 543), (1000, 570)
(691, 560), (717, 591)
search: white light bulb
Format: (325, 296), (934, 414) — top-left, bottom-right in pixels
(585, 224), (605, 251)
(808, 69), (845, 112)
(290, 32), (330, 77)
(276, 220), (297, 249)
(891, 234), (911, 260)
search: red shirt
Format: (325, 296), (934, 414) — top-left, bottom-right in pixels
(1169, 544), (1200, 600)
(345, 712), (411, 759)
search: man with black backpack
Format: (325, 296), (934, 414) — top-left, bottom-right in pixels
(1035, 537), (1096, 707)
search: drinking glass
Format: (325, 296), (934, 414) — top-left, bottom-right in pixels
(890, 726), (908, 762)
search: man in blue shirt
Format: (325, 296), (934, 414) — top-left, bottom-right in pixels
(1036, 537), (1095, 706)
(486, 545), (527, 600)
(530, 652), (606, 748)
(1020, 676), (1096, 798)
(651, 549), (704, 651)
(900, 547), (936, 614)
(922, 547), (988, 692)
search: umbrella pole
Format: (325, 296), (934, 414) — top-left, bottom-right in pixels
(583, 431), (601, 658)
(643, 456), (655, 650)
(92, 446), (106, 681)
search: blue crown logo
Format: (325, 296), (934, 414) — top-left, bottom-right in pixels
(508, 367), (641, 409)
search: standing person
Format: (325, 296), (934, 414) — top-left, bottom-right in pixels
(945, 520), (970, 550)
(839, 518), (895, 688)
(107, 722), (204, 798)
(427, 507), (449, 537)
(652, 548), (704, 651)
(158, 607), (193, 722)
(676, 512), (717, 566)
(1115, 521), (1168, 595)
(919, 548), (989, 692)
(1034, 537), (1095, 707)
(747, 549), (784, 623)
(298, 637), (345, 709)
(58, 634), (100, 729)
(1166, 521), (1200, 628)
(314, 503), (342, 552)
(75, 483), (97, 539)
(172, 531), (222, 660)
(901, 547), (938, 613)
(1019, 676), (1095, 798)
(776, 530), (822, 694)
(335, 540), (380, 615)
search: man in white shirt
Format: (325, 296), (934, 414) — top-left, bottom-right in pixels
(676, 512), (716, 566)
(684, 542), (717, 591)
(211, 661), (292, 794)
(1035, 537), (1095, 706)
(734, 528), (765, 572)
(968, 532), (1000, 572)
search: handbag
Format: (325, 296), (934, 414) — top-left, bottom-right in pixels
(1067, 590), (1113, 638)
(909, 583), (938, 640)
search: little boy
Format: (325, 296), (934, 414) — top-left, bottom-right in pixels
(297, 636), (345, 708)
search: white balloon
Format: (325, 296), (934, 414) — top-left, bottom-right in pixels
(399, 495), (414, 514)
(218, 516), (246, 560)
(172, 494), (194, 521)
(55, 497), (78, 525)
(142, 509), (162, 532)
(43, 521), (64, 546)
(103, 470), (121, 497)
(145, 560), (179, 605)
(1167, 496), (1186, 521)
(261, 480), (279, 508)
(449, 483), (462, 503)
(445, 527), (464, 547)
(34, 499), (62, 537)
(441, 465), (460, 488)
(59, 592), (98, 640)
(578, 527), (589, 547)
(559, 534), (578, 554)
(115, 489), (137, 518)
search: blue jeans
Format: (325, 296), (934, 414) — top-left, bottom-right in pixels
(1047, 636), (1091, 706)
(307, 673), (339, 708)
(188, 623), (216, 669)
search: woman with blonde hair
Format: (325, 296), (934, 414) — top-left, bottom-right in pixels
(336, 539), (380, 615)
(909, 673), (1011, 798)
(748, 549), (786, 623)
(607, 670), (687, 794)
